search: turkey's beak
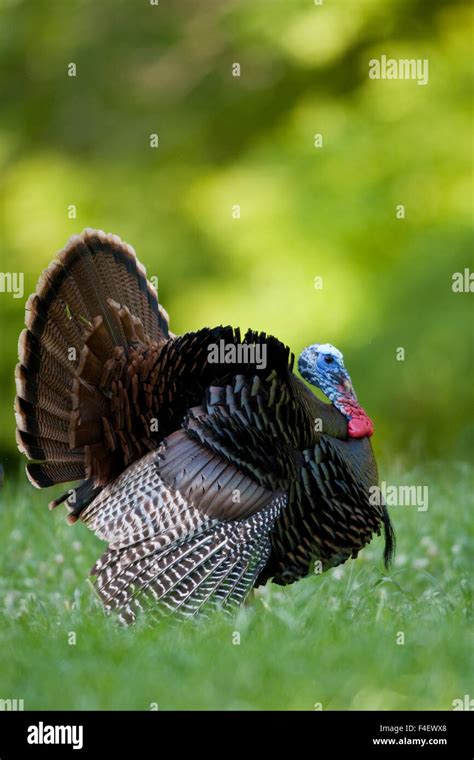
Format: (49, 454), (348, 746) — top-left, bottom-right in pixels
(342, 374), (358, 401)
(343, 378), (354, 394)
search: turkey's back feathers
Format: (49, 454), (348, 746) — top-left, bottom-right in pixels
(167, 367), (385, 585)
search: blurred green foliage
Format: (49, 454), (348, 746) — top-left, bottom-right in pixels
(0, 0), (472, 472)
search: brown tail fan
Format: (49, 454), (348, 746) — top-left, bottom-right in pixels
(14, 229), (170, 516)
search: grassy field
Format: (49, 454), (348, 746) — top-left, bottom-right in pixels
(0, 460), (472, 711)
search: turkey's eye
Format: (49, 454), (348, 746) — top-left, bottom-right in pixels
(324, 355), (334, 365)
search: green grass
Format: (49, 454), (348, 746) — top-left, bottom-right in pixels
(0, 461), (472, 711)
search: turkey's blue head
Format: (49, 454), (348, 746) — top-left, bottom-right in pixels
(298, 343), (374, 438)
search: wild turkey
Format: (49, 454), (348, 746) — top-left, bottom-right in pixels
(15, 229), (395, 622)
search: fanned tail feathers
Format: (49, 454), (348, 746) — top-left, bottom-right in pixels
(15, 229), (170, 515)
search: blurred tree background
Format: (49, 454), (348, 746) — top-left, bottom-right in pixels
(0, 0), (472, 474)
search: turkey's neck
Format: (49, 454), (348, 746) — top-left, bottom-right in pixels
(332, 386), (374, 439)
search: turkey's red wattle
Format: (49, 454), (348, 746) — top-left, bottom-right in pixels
(335, 390), (374, 439)
(348, 415), (374, 439)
